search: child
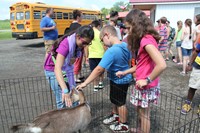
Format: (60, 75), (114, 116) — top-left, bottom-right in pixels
(173, 21), (183, 64)
(158, 17), (169, 60)
(69, 9), (84, 83)
(110, 10), (119, 20)
(76, 25), (132, 132)
(166, 20), (175, 60)
(181, 24), (200, 116)
(116, 9), (166, 133)
(87, 20), (105, 92)
(180, 19), (193, 76)
(44, 26), (94, 109)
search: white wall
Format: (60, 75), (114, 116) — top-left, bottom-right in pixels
(150, 6), (156, 23)
(155, 3), (200, 29)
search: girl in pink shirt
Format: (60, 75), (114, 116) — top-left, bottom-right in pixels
(116, 9), (166, 133)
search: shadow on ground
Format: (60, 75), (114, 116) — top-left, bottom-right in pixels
(21, 42), (44, 48)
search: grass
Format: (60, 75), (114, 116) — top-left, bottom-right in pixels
(0, 20), (11, 30)
(0, 31), (12, 40)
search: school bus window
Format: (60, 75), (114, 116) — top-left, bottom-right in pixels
(34, 11), (41, 19)
(94, 15), (97, 20)
(63, 13), (68, 19)
(16, 12), (24, 20)
(86, 14), (90, 20)
(42, 11), (46, 18)
(57, 12), (62, 19)
(82, 14), (86, 19)
(69, 13), (73, 19)
(91, 15), (94, 20)
(25, 11), (30, 19)
(95, 15), (98, 20)
(85, 14), (88, 19)
(10, 13), (15, 20)
(52, 13), (56, 19)
(89, 15), (92, 20)
(90, 15), (93, 20)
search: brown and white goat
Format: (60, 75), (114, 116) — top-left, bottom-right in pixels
(11, 90), (91, 133)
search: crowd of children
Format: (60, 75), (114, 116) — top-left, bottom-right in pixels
(40, 7), (200, 133)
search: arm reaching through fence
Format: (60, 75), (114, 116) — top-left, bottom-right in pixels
(76, 66), (105, 90)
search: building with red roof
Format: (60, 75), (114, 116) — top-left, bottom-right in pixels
(129, 0), (200, 28)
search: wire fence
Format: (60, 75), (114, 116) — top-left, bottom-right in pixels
(0, 71), (199, 133)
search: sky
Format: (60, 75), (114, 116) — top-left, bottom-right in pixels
(1, 0), (129, 20)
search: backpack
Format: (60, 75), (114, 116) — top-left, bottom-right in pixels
(169, 27), (176, 40)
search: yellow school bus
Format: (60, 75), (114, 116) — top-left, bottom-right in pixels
(9, 2), (101, 39)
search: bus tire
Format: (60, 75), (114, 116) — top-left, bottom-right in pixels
(64, 28), (70, 35)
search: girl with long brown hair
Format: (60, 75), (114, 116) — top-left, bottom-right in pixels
(116, 9), (166, 133)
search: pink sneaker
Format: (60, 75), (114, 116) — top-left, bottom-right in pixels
(177, 62), (183, 65)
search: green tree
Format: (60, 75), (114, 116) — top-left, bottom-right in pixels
(101, 8), (110, 15)
(111, 1), (131, 12)
(100, 1), (131, 19)
(112, 1), (125, 12)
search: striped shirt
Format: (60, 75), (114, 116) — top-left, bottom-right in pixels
(159, 25), (168, 51)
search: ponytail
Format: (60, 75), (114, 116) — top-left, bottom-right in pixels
(185, 19), (192, 40)
(189, 25), (192, 40)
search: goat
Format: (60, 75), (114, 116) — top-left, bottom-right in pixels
(11, 90), (91, 133)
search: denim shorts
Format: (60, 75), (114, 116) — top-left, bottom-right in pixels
(176, 41), (182, 47)
(181, 48), (192, 56)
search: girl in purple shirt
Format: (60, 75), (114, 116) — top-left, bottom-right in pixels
(44, 26), (94, 109)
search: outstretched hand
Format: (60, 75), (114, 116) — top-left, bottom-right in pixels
(76, 82), (87, 91)
(116, 71), (125, 78)
(62, 93), (72, 107)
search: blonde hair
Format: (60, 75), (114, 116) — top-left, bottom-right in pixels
(100, 25), (117, 37)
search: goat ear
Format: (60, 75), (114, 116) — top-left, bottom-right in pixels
(78, 90), (85, 104)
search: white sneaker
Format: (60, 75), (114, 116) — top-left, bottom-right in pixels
(98, 82), (104, 89)
(110, 122), (129, 132)
(93, 86), (99, 92)
(103, 114), (119, 125)
(180, 71), (186, 76)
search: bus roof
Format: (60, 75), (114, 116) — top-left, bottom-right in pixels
(10, 2), (101, 13)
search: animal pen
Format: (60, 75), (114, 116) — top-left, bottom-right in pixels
(0, 71), (199, 133)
